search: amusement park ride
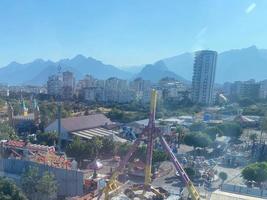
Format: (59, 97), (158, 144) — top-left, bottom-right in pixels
(98, 89), (201, 200)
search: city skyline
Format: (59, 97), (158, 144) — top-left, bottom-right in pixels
(0, 0), (267, 67)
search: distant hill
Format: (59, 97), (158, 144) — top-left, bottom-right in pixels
(0, 55), (131, 85)
(2, 46), (267, 85)
(160, 46), (267, 83)
(134, 61), (188, 83)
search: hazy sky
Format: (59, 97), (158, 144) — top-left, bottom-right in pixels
(0, 0), (267, 67)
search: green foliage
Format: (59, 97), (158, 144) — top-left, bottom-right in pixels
(249, 133), (258, 142)
(152, 149), (168, 164)
(219, 172), (228, 182)
(65, 137), (89, 163)
(0, 177), (28, 200)
(117, 142), (131, 157)
(88, 136), (103, 159)
(0, 122), (18, 140)
(21, 167), (39, 200)
(107, 108), (146, 123)
(36, 131), (58, 146)
(36, 172), (57, 200)
(66, 136), (105, 163)
(204, 127), (222, 141)
(184, 132), (212, 148)
(242, 162), (267, 184)
(238, 98), (256, 107)
(21, 167), (58, 200)
(217, 122), (243, 138)
(185, 167), (195, 179)
(101, 137), (115, 156)
(189, 122), (207, 132)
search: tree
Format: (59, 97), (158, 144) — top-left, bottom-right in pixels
(0, 122), (18, 140)
(21, 167), (39, 200)
(21, 167), (58, 200)
(204, 127), (222, 141)
(242, 162), (267, 185)
(219, 172), (228, 185)
(100, 137), (115, 156)
(189, 122), (206, 132)
(152, 149), (168, 164)
(0, 177), (28, 200)
(185, 167), (195, 179)
(36, 131), (58, 146)
(184, 132), (212, 149)
(117, 142), (131, 157)
(36, 172), (57, 200)
(66, 137), (89, 164)
(87, 137), (103, 159)
(217, 122), (243, 138)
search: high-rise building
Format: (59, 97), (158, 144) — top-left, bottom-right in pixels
(47, 75), (63, 96)
(259, 80), (267, 99)
(192, 50), (217, 105)
(62, 71), (75, 99)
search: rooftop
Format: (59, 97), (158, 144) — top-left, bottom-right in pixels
(46, 114), (114, 132)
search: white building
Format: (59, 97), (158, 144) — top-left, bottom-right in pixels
(192, 50), (217, 105)
(47, 75), (63, 96)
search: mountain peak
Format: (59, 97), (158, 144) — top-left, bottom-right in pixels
(72, 54), (87, 61)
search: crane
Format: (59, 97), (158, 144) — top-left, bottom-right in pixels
(98, 89), (200, 200)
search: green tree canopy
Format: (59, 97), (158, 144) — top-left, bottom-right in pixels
(242, 162), (267, 184)
(219, 172), (228, 183)
(36, 172), (57, 200)
(204, 127), (222, 141)
(0, 177), (28, 200)
(36, 131), (58, 146)
(0, 122), (18, 140)
(21, 167), (58, 200)
(184, 132), (212, 149)
(189, 122), (207, 132)
(66, 137), (89, 163)
(100, 137), (115, 156)
(217, 122), (243, 138)
(185, 167), (195, 179)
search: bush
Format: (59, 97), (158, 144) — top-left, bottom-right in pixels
(184, 132), (212, 148)
(242, 162), (267, 184)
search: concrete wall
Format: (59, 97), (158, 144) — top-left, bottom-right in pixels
(222, 183), (267, 198)
(0, 158), (83, 197)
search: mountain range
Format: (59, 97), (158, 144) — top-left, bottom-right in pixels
(0, 46), (267, 85)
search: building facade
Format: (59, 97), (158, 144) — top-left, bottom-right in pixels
(192, 50), (217, 105)
(62, 71), (75, 99)
(47, 75), (63, 96)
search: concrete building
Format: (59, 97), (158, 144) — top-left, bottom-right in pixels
(130, 78), (151, 101)
(259, 79), (267, 99)
(45, 114), (118, 142)
(47, 74), (63, 96)
(228, 80), (260, 100)
(62, 71), (75, 99)
(104, 77), (131, 103)
(192, 50), (217, 105)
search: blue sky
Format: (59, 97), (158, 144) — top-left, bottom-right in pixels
(0, 0), (266, 67)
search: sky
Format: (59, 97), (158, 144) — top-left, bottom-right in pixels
(0, 0), (267, 67)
